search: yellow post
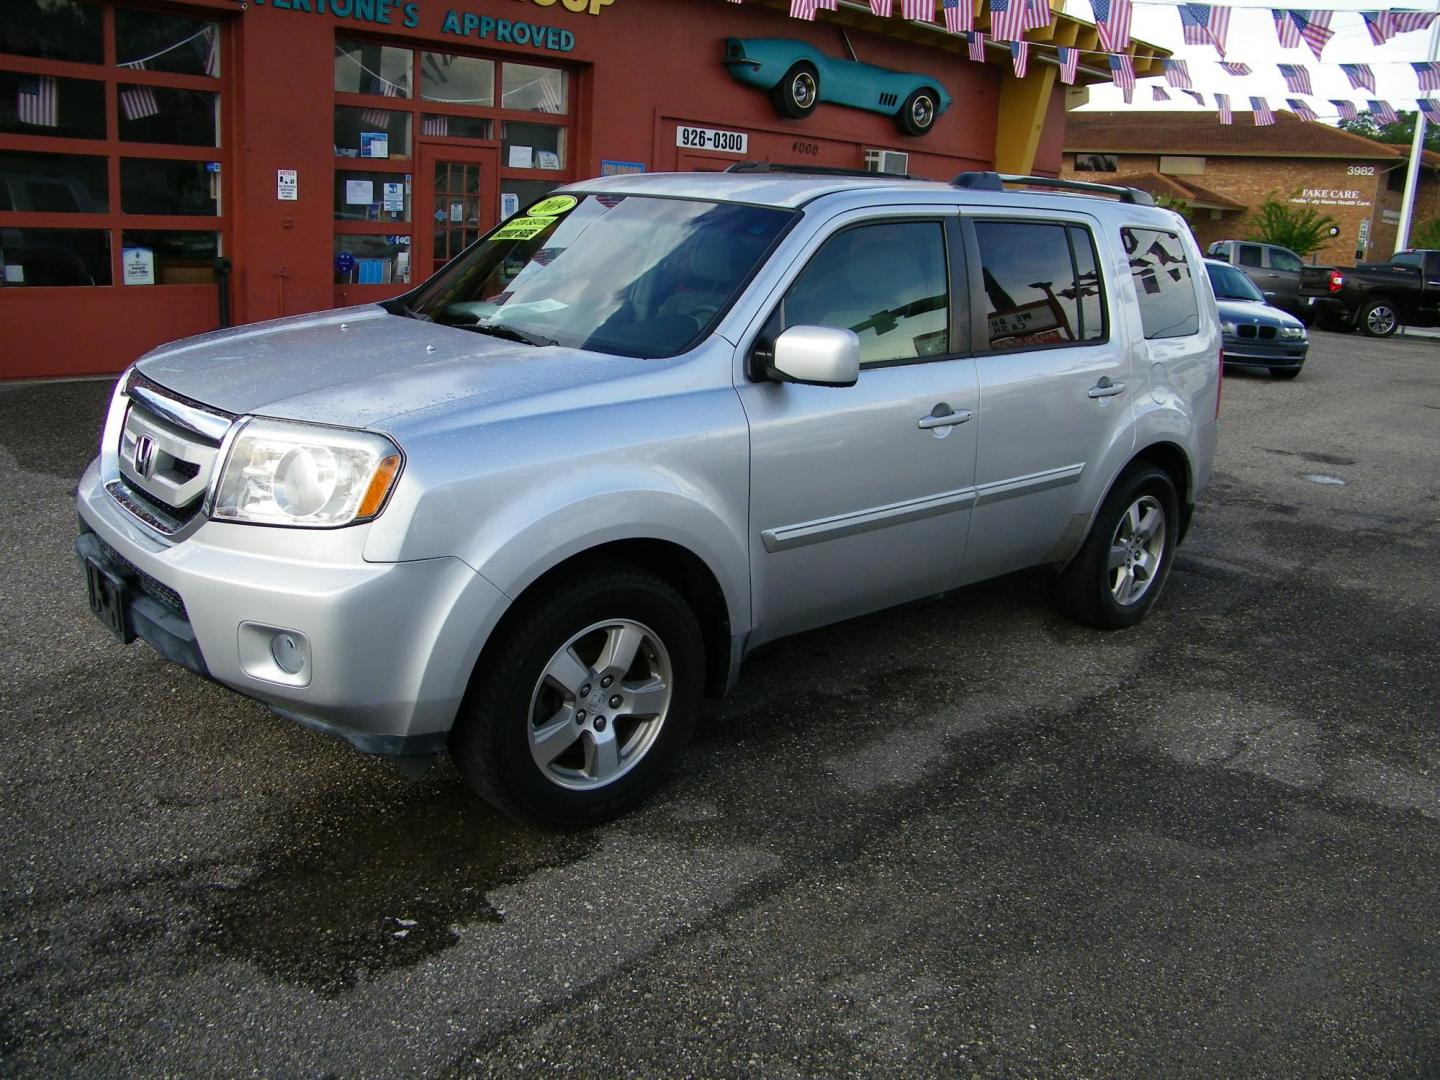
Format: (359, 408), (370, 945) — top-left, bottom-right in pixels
(994, 62), (1057, 175)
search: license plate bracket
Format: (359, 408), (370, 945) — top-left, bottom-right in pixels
(85, 557), (134, 643)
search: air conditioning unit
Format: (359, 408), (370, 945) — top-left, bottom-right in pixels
(864, 149), (910, 176)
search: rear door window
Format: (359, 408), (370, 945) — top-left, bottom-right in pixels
(1122, 227), (1199, 339)
(1237, 244), (1263, 268)
(971, 220), (1106, 350)
(1269, 248), (1303, 272)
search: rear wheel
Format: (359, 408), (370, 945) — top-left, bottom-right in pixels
(1359, 298), (1399, 337)
(1053, 465), (1179, 630)
(897, 87), (940, 136)
(771, 62), (820, 119)
(450, 566), (704, 826)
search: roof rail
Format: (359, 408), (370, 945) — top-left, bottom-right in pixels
(951, 171), (1155, 206)
(725, 161), (922, 180)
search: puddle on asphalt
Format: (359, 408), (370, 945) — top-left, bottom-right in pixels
(180, 769), (595, 997)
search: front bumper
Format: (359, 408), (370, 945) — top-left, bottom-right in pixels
(1222, 336), (1308, 368)
(76, 458), (510, 757)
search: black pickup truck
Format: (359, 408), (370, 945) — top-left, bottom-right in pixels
(1300, 249), (1440, 336)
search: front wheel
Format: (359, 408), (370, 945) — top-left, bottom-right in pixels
(771, 62), (820, 119)
(450, 566), (704, 826)
(1053, 465), (1179, 630)
(897, 87), (940, 136)
(1359, 298), (1399, 337)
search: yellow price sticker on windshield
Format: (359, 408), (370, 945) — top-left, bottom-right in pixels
(492, 216), (556, 241)
(527, 195), (577, 217)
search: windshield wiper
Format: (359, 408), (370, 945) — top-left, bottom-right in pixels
(463, 322), (557, 347)
(390, 301), (432, 322)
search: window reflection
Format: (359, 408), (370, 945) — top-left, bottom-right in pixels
(975, 221), (1084, 349)
(0, 150), (107, 213)
(1123, 228), (1199, 339)
(0, 0), (103, 64)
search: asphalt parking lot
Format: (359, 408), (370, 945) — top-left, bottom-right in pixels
(2, 330), (1438, 1078)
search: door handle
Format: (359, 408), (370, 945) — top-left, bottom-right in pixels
(1088, 378), (1127, 399)
(918, 403), (973, 429)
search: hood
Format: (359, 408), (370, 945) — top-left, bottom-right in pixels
(1214, 298), (1303, 329)
(134, 305), (655, 429)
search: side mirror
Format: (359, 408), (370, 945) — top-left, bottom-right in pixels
(768, 325), (860, 387)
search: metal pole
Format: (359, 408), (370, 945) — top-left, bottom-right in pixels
(1395, 6), (1440, 253)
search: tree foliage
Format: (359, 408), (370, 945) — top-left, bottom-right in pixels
(1336, 110), (1440, 152)
(1410, 217), (1440, 250)
(1243, 194), (1339, 256)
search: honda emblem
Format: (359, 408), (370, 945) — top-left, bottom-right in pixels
(133, 434), (156, 478)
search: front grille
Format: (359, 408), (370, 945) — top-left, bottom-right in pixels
(92, 533), (188, 619)
(1237, 324), (1279, 340)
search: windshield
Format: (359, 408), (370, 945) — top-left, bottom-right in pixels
(1206, 261), (1264, 303)
(400, 193), (794, 358)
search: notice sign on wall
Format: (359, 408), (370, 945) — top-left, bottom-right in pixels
(277, 169), (298, 201)
(123, 247), (155, 286)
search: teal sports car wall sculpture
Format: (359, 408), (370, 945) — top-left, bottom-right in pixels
(725, 37), (952, 136)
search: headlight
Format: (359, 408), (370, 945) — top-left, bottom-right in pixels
(1280, 326), (1306, 339)
(1220, 320), (1237, 335)
(212, 418), (403, 528)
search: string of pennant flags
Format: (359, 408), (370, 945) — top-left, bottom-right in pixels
(732, 0), (1440, 127)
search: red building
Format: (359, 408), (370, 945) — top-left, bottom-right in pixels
(1, 0), (1164, 379)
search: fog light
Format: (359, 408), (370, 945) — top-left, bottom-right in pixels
(271, 632), (306, 674)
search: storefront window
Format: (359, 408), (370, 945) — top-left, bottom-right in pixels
(0, 228), (111, 287)
(502, 122), (564, 171)
(421, 53), (493, 105)
(0, 151), (108, 213)
(0, 0), (103, 65)
(120, 159), (220, 216)
(334, 169), (410, 223)
(501, 64), (567, 114)
(0, 71), (107, 139)
(118, 86), (219, 146)
(334, 106), (411, 160)
(334, 234), (410, 286)
(116, 11), (220, 78)
(335, 40), (411, 97)
(120, 229), (218, 285)
(501, 180), (559, 219)
(420, 114), (492, 140)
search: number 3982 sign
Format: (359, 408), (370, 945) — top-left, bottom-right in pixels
(676, 125), (749, 155)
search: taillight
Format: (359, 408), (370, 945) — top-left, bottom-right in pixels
(1327, 270), (1344, 293)
(1216, 346), (1224, 419)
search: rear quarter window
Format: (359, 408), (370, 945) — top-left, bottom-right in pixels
(1122, 227), (1199, 340)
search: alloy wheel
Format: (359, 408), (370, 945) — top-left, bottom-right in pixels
(1108, 495), (1167, 606)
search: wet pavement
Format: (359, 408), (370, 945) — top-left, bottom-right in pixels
(2, 331), (1438, 1077)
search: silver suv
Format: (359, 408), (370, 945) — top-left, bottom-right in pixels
(76, 170), (1220, 824)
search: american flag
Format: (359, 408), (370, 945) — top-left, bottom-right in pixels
(1108, 53), (1135, 92)
(1179, 4), (1229, 57)
(1368, 99), (1400, 127)
(1183, 89), (1205, 106)
(943, 0), (972, 33)
(422, 115), (449, 136)
(902, 0), (933, 21)
(1152, 85), (1170, 101)
(361, 69), (404, 125)
(1330, 99), (1359, 121)
(988, 0), (1026, 42)
(17, 74), (57, 127)
(789, 0), (818, 19)
(1057, 46), (1078, 85)
(1419, 99), (1440, 121)
(120, 84), (160, 122)
(1415, 63), (1440, 93)
(1009, 39), (1028, 77)
(1162, 59), (1192, 89)
(817, 0), (838, 9)
(1272, 8), (1301, 47)
(1092, 0), (1131, 53)
(967, 31), (987, 61)
(1278, 63), (1311, 96)
(1251, 97), (1275, 126)
(1219, 62), (1251, 77)
(1021, 0), (1051, 32)
(870, 0), (893, 13)
(1340, 64), (1375, 93)
(1365, 11), (1438, 45)
(1215, 92), (1232, 124)
(1280, 10), (1332, 61)
(1286, 98), (1318, 122)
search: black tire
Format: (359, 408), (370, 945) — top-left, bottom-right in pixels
(771, 62), (820, 119)
(1358, 297), (1399, 337)
(897, 87), (940, 136)
(1052, 465), (1179, 630)
(450, 565), (704, 826)
(1270, 366), (1302, 380)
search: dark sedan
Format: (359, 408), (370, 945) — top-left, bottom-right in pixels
(1205, 259), (1309, 380)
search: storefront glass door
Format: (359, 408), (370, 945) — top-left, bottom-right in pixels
(418, 144), (498, 280)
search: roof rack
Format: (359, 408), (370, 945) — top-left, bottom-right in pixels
(951, 171), (1155, 206)
(725, 161), (923, 181)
